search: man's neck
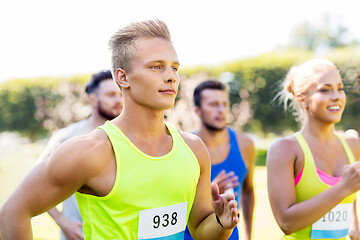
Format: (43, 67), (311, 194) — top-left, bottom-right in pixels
(87, 113), (107, 131)
(112, 106), (173, 158)
(114, 106), (168, 140)
(196, 125), (229, 147)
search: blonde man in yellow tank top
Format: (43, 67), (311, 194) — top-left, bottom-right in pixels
(267, 58), (360, 240)
(0, 20), (239, 239)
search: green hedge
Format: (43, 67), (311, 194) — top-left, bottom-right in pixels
(1, 47), (359, 139)
(0, 75), (90, 139)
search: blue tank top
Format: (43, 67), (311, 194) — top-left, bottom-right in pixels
(184, 128), (248, 240)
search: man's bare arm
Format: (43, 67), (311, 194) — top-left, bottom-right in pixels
(181, 131), (239, 240)
(0, 132), (108, 239)
(239, 133), (256, 240)
(47, 208), (83, 240)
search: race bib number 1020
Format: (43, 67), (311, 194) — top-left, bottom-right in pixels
(311, 203), (353, 239)
(138, 202), (188, 240)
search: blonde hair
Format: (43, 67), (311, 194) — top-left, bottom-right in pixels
(277, 58), (337, 123)
(108, 19), (171, 74)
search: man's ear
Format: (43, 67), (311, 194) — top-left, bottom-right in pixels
(195, 106), (201, 116)
(115, 68), (130, 89)
(88, 93), (97, 107)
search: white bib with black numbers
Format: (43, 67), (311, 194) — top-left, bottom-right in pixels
(138, 202), (187, 240)
(311, 203), (352, 239)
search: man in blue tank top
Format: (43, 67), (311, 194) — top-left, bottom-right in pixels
(185, 80), (256, 240)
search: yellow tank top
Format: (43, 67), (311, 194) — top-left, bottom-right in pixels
(282, 132), (356, 240)
(75, 121), (200, 239)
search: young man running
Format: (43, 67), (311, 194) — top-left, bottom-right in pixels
(0, 20), (239, 239)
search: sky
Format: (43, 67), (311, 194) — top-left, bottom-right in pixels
(0, 0), (359, 82)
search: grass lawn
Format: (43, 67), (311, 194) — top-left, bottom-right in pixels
(0, 138), (284, 239)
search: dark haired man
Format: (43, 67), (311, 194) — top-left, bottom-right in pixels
(185, 80), (256, 240)
(36, 70), (122, 240)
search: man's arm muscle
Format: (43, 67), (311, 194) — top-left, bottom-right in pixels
(180, 131), (235, 240)
(0, 133), (106, 239)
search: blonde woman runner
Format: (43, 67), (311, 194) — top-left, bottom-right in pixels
(267, 59), (360, 240)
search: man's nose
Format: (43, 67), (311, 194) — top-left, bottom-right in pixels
(218, 104), (226, 112)
(164, 66), (178, 83)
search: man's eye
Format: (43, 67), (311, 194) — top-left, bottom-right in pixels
(320, 89), (329, 93)
(172, 67), (178, 72)
(152, 66), (161, 69)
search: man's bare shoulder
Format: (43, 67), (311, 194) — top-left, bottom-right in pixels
(177, 130), (210, 165)
(47, 128), (113, 177)
(234, 131), (257, 166)
(235, 131), (255, 150)
(177, 130), (205, 149)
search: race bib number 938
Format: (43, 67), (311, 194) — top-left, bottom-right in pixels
(138, 202), (187, 240)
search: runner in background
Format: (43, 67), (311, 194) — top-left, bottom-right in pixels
(184, 80), (255, 240)
(36, 70), (122, 240)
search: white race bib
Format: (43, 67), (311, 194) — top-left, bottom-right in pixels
(311, 203), (353, 239)
(138, 202), (187, 240)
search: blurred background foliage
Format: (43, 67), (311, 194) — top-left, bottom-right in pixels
(180, 47), (360, 135)
(0, 75), (91, 139)
(1, 47), (359, 141)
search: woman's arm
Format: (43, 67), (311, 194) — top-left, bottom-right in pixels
(267, 137), (360, 235)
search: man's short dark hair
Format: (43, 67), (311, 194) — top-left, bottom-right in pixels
(85, 70), (113, 95)
(193, 80), (226, 107)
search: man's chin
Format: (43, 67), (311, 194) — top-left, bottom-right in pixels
(101, 112), (119, 121)
(159, 103), (175, 111)
(204, 123), (226, 132)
